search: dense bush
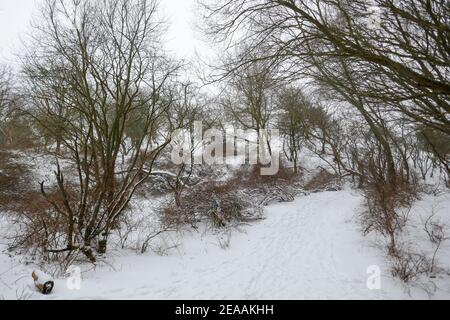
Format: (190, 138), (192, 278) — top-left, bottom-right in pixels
(161, 180), (261, 229)
(160, 163), (302, 229)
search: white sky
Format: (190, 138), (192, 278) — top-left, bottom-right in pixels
(0, 0), (212, 66)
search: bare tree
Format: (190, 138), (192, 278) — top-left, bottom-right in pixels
(160, 82), (213, 206)
(221, 60), (277, 156)
(22, 0), (181, 262)
(201, 0), (450, 180)
(202, 0), (449, 131)
(277, 87), (312, 173)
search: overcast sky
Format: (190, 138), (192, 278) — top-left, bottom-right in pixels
(0, 0), (211, 66)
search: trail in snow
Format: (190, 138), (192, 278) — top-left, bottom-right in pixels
(2, 190), (448, 299)
(39, 191), (416, 299)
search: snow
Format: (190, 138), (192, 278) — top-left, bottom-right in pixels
(2, 189), (449, 300)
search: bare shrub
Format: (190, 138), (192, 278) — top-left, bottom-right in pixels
(0, 118), (38, 150)
(361, 181), (420, 255)
(161, 180), (262, 229)
(360, 148), (421, 255)
(248, 162), (299, 186)
(138, 229), (174, 255)
(0, 151), (34, 211)
(231, 162), (299, 187)
(115, 215), (140, 250)
(424, 211), (449, 275)
(229, 163), (301, 205)
(160, 162), (301, 229)
(390, 249), (430, 283)
(6, 185), (82, 270)
(304, 169), (340, 193)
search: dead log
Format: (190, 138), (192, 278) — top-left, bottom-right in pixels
(32, 270), (54, 295)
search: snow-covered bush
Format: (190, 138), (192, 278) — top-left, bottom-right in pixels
(159, 163), (302, 229)
(161, 181), (263, 229)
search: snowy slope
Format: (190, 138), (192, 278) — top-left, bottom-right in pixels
(2, 189), (448, 300)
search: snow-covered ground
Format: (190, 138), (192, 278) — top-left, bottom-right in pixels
(1, 188), (449, 300)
